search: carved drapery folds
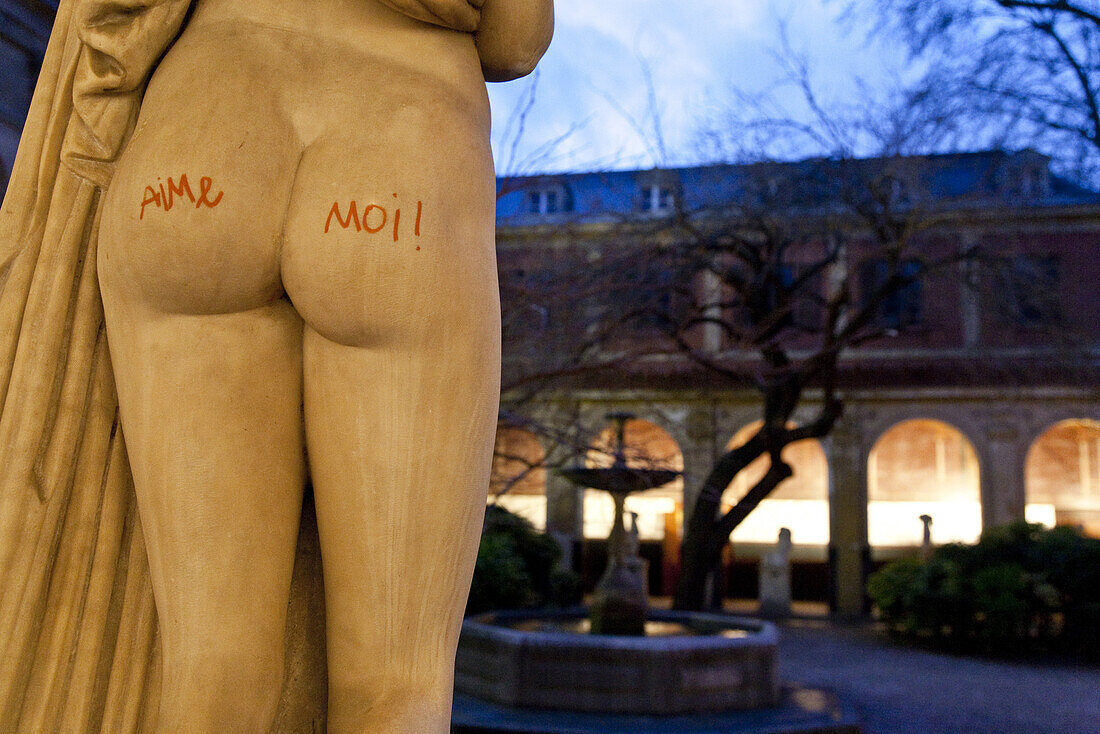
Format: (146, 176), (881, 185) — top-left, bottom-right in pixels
(0, 2), (189, 731)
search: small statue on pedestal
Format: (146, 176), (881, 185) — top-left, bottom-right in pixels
(758, 527), (793, 619)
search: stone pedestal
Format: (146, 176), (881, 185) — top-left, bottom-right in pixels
(590, 558), (649, 636)
(590, 501), (648, 635)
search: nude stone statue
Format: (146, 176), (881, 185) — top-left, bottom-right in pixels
(0, 1), (552, 731)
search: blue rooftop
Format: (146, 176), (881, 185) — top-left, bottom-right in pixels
(496, 151), (1100, 226)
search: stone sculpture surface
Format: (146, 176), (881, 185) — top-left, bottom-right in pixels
(758, 527), (792, 618)
(0, 1), (552, 731)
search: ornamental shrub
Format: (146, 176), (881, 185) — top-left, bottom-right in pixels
(867, 522), (1100, 657)
(465, 505), (581, 615)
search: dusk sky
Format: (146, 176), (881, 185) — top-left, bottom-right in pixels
(486, 0), (908, 175)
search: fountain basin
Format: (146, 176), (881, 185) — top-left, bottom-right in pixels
(455, 609), (780, 715)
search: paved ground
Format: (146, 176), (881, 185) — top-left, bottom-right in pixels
(776, 619), (1100, 734)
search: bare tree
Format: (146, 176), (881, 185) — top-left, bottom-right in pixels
(849, 0), (1100, 181)
(498, 158), (995, 613)
(619, 161), (981, 610)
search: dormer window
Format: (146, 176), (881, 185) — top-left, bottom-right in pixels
(525, 185), (569, 215)
(642, 184), (675, 214)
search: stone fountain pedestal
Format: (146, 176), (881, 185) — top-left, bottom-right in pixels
(455, 609), (780, 714)
(560, 413), (678, 636)
(590, 503), (648, 636)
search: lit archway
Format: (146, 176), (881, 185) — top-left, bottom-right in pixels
(721, 421), (830, 549)
(489, 426), (547, 530)
(582, 418), (684, 541)
(1025, 419), (1100, 537)
(868, 419), (981, 551)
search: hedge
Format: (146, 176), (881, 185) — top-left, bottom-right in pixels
(466, 505), (582, 616)
(867, 522), (1100, 657)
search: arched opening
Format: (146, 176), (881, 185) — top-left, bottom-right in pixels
(722, 421), (830, 549)
(582, 418), (683, 541)
(488, 426), (547, 530)
(721, 421), (830, 604)
(868, 419), (981, 556)
(1025, 419), (1100, 537)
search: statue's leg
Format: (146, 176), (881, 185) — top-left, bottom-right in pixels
(100, 304), (305, 732)
(282, 125), (499, 733)
(93, 303), (305, 731)
(96, 41), (307, 725)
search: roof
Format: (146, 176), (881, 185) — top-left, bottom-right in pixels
(496, 150), (1100, 226)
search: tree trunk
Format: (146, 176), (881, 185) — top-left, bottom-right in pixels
(672, 528), (726, 610)
(672, 459), (793, 611)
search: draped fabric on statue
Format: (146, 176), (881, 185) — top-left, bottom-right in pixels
(0, 2), (191, 730)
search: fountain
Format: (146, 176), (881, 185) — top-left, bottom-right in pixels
(454, 413), (781, 716)
(561, 411), (678, 635)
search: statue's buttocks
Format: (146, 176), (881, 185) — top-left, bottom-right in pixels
(100, 5), (495, 348)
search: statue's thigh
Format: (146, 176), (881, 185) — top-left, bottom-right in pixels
(302, 324), (498, 715)
(101, 302), (306, 655)
(287, 126), (500, 708)
(98, 64), (307, 651)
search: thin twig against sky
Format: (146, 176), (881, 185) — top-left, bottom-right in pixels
(487, 0), (908, 173)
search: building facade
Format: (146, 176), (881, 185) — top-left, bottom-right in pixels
(492, 154), (1100, 616)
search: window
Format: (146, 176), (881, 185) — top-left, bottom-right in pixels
(788, 266), (824, 330)
(641, 184), (675, 214)
(638, 262), (675, 326)
(525, 186), (569, 215)
(995, 254), (1061, 326)
(859, 258), (922, 330)
(503, 268), (555, 336)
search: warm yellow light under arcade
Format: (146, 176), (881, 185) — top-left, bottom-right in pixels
(868, 418), (981, 548)
(722, 421), (830, 547)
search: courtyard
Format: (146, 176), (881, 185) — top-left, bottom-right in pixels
(777, 618), (1100, 734)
